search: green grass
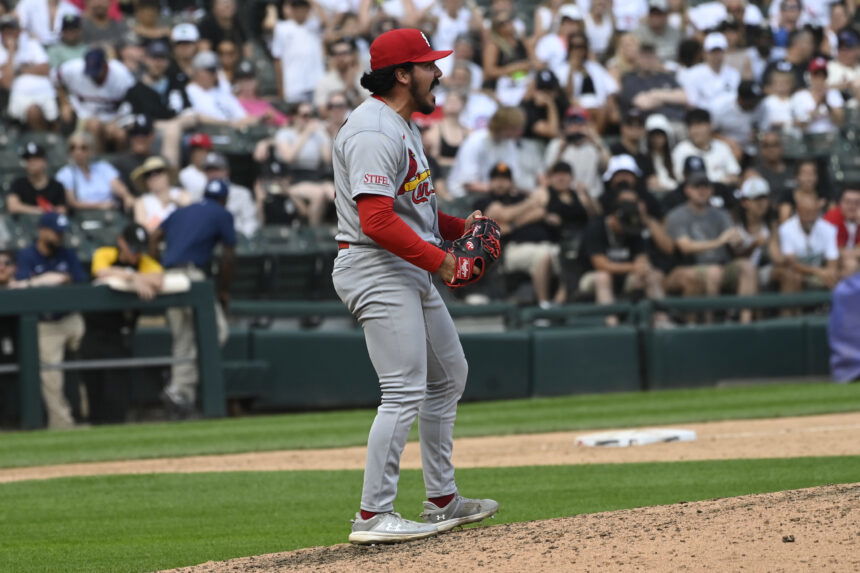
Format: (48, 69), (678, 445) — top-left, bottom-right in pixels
(2, 382), (859, 468)
(0, 457), (858, 573)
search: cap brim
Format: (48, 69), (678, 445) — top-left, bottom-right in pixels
(409, 49), (453, 63)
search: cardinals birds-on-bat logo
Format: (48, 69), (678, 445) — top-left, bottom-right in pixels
(397, 149), (434, 204)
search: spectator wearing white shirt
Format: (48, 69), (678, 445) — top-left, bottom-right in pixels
(178, 133), (213, 200)
(760, 62), (797, 133)
(671, 108), (741, 187)
(553, 32), (618, 132)
(447, 106), (529, 197)
(792, 57), (845, 134)
(271, 101), (332, 182)
(709, 80), (765, 159)
(777, 193), (840, 294)
(688, 0), (764, 32)
(768, 0), (832, 29)
(0, 16), (56, 131)
(271, 0), (325, 105)
(55, 47), (135, 148)
(430, 0), (481, 52)
(535, 4), (584, 72)
(202, 151), (261, 239)
(544, 107), (610, 200)
(312, 37), (369, 112)
(437, 35), (483, 91)
(827, 28), (860, 94)
(57, 131), (134, 212)
(438, 62), (497, 131)
(578, 0), (647, 32)
(634, 0), (683, 65)
(185, 51), (256, 128)
(15, 0), (79, 46)
(583, 0), (614, 60)
(679, 33), (741, 110)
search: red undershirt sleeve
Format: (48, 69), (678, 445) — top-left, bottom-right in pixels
(356, 194), (448, 273)
(437, 211), (466, 241)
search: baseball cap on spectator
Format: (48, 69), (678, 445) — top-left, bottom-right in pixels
(536, 69), (559, 91)
(622, 108), (645, 126)
(171, 23), (199, 43)
(61, 13), (81, 30)
(564, 106), (589, 124)
(603, 154), (642, 182)
(189, 133), (213, 150)
(84, 47), (107, 81)
(558, 4), (584, 21)
(645, 113), (672, 136)
(121, 224), (149, 254)
(369, 28), (453, 71)
(234, 60), (255, 80)
(685, 107), (711, 126)
(192, 51), (219, 71)
(127, 114), (154, 136)
(683, 156), (710, 185)
(738, 80), (763, 101)
(773, 60), (793, 74)
(20, 142), (46, 159)
(739, 177), (770, 199)
(203, 179), (230, 200)
(146, 40), (171, 58)
(808, 57), (828, 75)
(489, 162), (513, 179)
(39, 212), (70, 234)
(0, 15), (19, 29)
(837, 28), (860, 50)
(648, 0), (668, 13)
(703, 32), (728, 52)
(203, 151), (228, 170)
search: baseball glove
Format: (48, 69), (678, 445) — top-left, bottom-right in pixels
(443, 216), (502, 289)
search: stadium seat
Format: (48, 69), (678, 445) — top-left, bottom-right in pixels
(229, 254), (274, 299)
(269, 252), (320, 299)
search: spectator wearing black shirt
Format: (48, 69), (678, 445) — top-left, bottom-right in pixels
(113, 116), (154, 194)
(577, 186), (667, 325)
(520, 69), (567, 144)
(751, 129), (792, 209)
(609, 108), (656, 189)
(473, 162), (562, 308)
(761, 29), (815, 89)
(617, 44), (688, 123)
(165, 23), (199, 96)
(7, 143), (66, 215)
(198, 0), (249, 59)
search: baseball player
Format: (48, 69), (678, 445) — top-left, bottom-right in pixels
(332, 29), (499, 545)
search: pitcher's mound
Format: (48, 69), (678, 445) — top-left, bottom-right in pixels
(167, 483), (859, 572)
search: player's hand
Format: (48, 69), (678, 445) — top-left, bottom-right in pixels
(437, 252), (457, 283)
(463, 210), (482, 233)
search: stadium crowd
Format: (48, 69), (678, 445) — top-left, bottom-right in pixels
(1, 0), (860, 425)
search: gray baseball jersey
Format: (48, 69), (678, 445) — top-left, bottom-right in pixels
(333, 97), (441, 247)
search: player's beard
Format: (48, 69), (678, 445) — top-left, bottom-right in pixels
(411, 78), (438, 115)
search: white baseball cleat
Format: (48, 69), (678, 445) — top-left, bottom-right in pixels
(349, 512), (439, 545)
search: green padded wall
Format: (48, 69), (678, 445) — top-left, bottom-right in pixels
(804, 317), (831, 376)
(460, 332), (531, 401)
(647, 321), (807, 389)
(531, 327), (641, 396)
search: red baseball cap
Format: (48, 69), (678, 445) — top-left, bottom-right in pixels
(808, 57), (828, 74)
(370, 28), (452, 71)
(189, 133), (213, 150)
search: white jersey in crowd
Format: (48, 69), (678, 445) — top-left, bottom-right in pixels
(779, 216), (839, 267)
(0, 31), (55, 99)
(679, 62), (741, 110)
(790, 88), (845, 134)
(333, 97), (441, 247)
(447, 128), (525, 198)
(185, 82), (247, 122)
(16, 0), (80, 46)
(54, 58), (135, 121)
(271, 17), (325, 103)
(671, 139), (741, 184)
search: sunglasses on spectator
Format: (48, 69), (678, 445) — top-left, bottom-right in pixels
(331, 49), (352, 56)
(145, 168), (167, 178)
(0, 258), (12, 266)
(298, 112), (312, 118)
(70, 144), (89, 151)
(328, 102), (347, 109)
(781, 3), (800, 10)
(760, 141), (782, 148)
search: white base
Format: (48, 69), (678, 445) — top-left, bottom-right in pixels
(576, 428), (697, 447)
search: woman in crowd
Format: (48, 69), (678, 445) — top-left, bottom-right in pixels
(57, 132), (134, 212)
(554, 32), (618, 132)
(482, 13), (536, 106)
(423, 91), (470, 176)
(131, 156), (191, 232)
(645, 113), (678, 195)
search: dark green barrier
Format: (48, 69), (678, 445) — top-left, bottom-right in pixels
(647, 320), (808, 389)
(249, 330), (532, 410)
(804, 316), (830, 376)
(460, 332), (531, 401)
(531, 327), (641, 396)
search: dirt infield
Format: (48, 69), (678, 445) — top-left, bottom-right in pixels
(168, 483), (860, 573)
(2, 412), (859, 483)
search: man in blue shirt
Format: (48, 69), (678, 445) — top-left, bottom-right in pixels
(150, 179), (236, 417)
(14, 213), (87, 429)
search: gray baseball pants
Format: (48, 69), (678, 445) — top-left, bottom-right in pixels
(332, 246), (468, 513)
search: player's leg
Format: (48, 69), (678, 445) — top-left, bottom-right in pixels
(418, 282), (498, 531)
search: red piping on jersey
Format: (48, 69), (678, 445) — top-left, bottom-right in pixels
(356, 194), (447, 272)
